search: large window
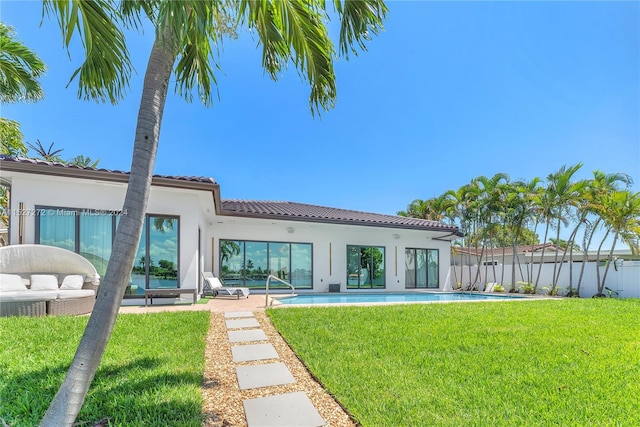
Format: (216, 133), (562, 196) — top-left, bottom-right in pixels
(130, 216), (179, 294)
(220, 240), (312, 289)
(37, 207), (116, 275)
(405, 248), (439, 289)
(36, 206), (179, 297)
(347, 245), (385, 289)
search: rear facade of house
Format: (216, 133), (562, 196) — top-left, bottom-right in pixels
(0, 156), (461, 302)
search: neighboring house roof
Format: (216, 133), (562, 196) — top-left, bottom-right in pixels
(0, 156), (461, 235)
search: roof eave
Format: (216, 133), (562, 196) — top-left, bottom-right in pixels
(217, 209), (460, 233)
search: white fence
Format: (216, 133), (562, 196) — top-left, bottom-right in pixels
(447, 260), (640, 298)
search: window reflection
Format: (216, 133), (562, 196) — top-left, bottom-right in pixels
(405, 248), (438, 289)
(347, 245), (385, 289)
(220, 240), (313, 289)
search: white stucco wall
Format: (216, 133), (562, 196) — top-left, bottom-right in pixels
(6, 172), (213, 293)
(207, 215), (453, 293)
(5, 170), (454, 294)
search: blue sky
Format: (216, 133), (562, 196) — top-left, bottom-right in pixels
(3, 1), (639, 222)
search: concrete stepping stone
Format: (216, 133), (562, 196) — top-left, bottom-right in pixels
(236, 362), (295, 390)
(243, 392), (325, 427)
(225, 311), (254, 318)
(226, 318), (260, 329)
(231, 343), (279, 362)
(228, 329), (268, 343)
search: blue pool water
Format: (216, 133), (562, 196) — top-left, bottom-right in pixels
(275, 292), (524, 305)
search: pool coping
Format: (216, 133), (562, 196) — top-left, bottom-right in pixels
(268, 291), (553, 308)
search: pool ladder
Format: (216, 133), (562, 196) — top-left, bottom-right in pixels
(265, 275), (296, 307)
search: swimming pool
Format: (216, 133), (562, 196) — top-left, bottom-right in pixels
(274, 292), (524, 305)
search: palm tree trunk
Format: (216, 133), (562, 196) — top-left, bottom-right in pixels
(551, 218), (562, 287)
(594, 229), (610, 296)
(40, 25), (176, 427)
(599, 233), (619, 294)
(534, 222), (551, 291)
(576, 219), (599, 296)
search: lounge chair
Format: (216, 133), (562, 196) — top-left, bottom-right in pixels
(201, 272), (250, 299)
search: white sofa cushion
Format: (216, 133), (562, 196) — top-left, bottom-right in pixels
(0, 274), (28, 292)
(57, 289), (95, 299)
(0, 290), (59, 301)
(30, 274), (59, 291)
(60, 274), (85, 290)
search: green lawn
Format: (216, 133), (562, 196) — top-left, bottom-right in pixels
(268, 299), (640, 426)
(0, 311), (210, 427)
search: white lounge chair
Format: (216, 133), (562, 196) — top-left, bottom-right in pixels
(201, 272), (250, 299)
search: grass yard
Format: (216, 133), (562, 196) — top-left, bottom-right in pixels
(268, 299), (640, 426)
(0, 311), (210, 427)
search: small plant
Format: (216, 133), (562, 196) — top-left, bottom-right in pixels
(542, 285), (560, 296)
(493, 284), (505, 293)
(517, 281), (536, 294)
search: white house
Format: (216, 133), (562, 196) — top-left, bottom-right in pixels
(0, 156), (461, 302)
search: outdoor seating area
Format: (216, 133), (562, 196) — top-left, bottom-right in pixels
(0, 245), (100, 317)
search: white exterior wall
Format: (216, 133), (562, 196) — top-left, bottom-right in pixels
(449, 261), (640, 298)
(6, 172), (213, 294)
(5, 171), (454, 295)
(207, 216), (452, 292)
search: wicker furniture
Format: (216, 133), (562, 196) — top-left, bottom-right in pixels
(0, 245), (100, 317)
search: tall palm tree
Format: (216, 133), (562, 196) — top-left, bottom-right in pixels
(547, 163), (584, 292)
(593, 190), (640, 296)
(39, 1), (387, 425)
(575, 171), (633, 296)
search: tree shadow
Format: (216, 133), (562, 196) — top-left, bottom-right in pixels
(0, 356), (211, 426)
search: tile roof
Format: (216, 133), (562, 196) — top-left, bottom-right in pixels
(0, 156), (460, 234)
(220, 199), (461, 233)
(0, 155), (216, 184)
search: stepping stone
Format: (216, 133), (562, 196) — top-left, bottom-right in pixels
(226, 318), (260, 329)
(243, 392), (325, 427)
(231, 343), (279, 362)
(225, 311), (254, 318)
(228, 329), (268, 343)
(236, 362), (295, 390)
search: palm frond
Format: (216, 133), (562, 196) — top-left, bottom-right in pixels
(0, 23), (46, 103)
(333, 0), (387, 58)
(43, 0), (132, 104)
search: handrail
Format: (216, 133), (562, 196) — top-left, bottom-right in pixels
(265, 275), (295, 307)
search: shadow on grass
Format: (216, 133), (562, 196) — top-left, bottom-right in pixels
(1, 356), (206, 427)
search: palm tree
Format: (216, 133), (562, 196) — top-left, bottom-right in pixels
(575, 171), (633, 296)
(545, 163), (584, 293)
(26, 139), (65, 162)
(68, 155), (100, 168)
(0, 23), (45, 103)
(39, 1), (387, 425)
(593, 190), (640, 296)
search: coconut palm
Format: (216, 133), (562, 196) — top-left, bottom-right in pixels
(38, 1), (387, 424)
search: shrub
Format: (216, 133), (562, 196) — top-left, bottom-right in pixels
(517, 281), (536, 294)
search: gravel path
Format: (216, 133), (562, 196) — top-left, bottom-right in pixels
(201, 311), (357, 427)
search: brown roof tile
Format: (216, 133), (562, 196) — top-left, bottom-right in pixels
(1, 156), (460, 234)
(220, 199), (461, 233)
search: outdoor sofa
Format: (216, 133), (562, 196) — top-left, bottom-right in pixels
(0, 244), (100, 317)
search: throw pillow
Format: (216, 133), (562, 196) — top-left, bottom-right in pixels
(0, 274), (28, 292)
(60, 275), (85, 290)
(30, 274), (59, 291)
